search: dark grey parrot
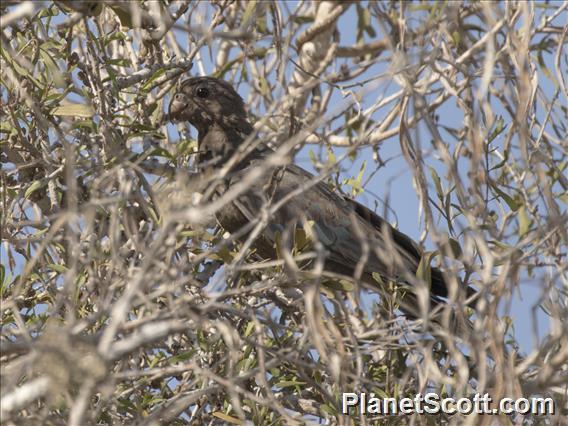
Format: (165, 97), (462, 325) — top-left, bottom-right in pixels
(169, 76), (476, 319)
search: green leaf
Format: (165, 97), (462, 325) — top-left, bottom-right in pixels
(490, 147), (509, 171)
(292, 16), (314, 25)
(235, 356), (253, 372)
(429, 166), (443, 199)
(244, 321), (255, 337)
(131, 123), (158, 133)
(39, 48), (65, 88)
(0, 121), (14, 135)
(107, 4), (135, 28)
(48, 263), (68, 273)
(168, 350), (195, 364)
(141, 68), (166, 92)
(451, 31), (461, 46)
(275, 380), (306, 388)
(323, 279), (355, 292)
(72, 119), (96, 131)
(0, 264), (11, 298)
(537, 50), (556, 87)
(517, 205), (532, 237)
(37, 5), (60, 19)
(372, 272), (385, 286)
(216, 245), (234, 263)
(1, 47), (33, 81)
(103, 31), (127, 46)
(258, 76), (270, 97)
(148, 352), (164, 369)
(345, 160), (366, 196)
(176, 139), (197, 157)
(211, 412), (243, 425)
(105, 58), (129, 67)
(25, 180), (45, 199)
(149, 147), (173, 161)
(241, 1), (258, 27)
(52, 103), (94, 118)
(490, 182), (520, 211)
(256, 8), (268, 33)
(487, 116), (506, 144)
(447, 238), (463, 258)
(356, 5), (376, 40)
(416, 251), (436, 287)
(293, 226), (310, 253)
(308, 149), (317, 166)
(326, 146), (336, 166)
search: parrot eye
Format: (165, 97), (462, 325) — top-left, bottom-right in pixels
(196, 87), (210, 98)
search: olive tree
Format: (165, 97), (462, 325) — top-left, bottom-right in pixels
(1, 1), (566, 424)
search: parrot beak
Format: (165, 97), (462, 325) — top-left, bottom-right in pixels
(169, 92), (188, 120)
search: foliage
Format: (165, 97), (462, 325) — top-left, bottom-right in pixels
(1, 1), (566, 424)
